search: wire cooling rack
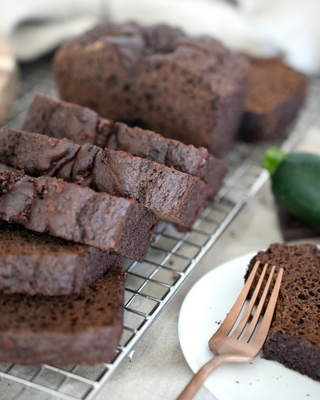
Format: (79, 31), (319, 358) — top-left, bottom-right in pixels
(1, 56), (320, 400)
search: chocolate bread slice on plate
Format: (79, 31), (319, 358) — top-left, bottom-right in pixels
(0, 221), (121, 296)
(53, 22), (250, 157)
(245, 243), (320, 381)
(239, 57), (308, 142)
(0, 264), (125, 365)
(0, 126), (206, 229)
(22, 93), (227, 200)
(0, 168), (157, 262)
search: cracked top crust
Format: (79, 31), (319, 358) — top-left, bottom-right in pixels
(22, 93), (227, 201)
(68, 22), (249, 92)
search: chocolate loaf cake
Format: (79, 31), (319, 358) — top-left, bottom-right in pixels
(0, 264), (125, 365)
(0, 168), (157, 261)
(0, 127), (207, 229)
(22, 93), (228, 200)
(239, 57), (308, 142)
(53, 22), (251, 157)
(245, 243), (320, 381)
(0, 221), (121, 296)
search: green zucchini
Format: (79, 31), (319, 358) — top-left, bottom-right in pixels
(264, 147), (320, 230)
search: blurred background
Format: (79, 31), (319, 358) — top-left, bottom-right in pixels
(1, 0), (320, 75)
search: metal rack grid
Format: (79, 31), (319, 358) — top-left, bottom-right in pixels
(0, 57), (320, 400)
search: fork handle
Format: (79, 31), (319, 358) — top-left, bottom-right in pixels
(176, 355), (228, 400)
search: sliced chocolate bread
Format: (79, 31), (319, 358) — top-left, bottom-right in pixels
(22, 93), (228, 200)
(0, 127), (207, 229)
(239, 57), (308, 142)
(245, 243), (320, 381)
(0, 221), (121, 296)
(53, 22), (251, 157)
(110, 123), (227, 201)
(0, 264), (125, 365)
(0, 168), (157, 262)
(22, 91), (112, 148)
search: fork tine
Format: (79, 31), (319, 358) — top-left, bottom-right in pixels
(252, 267), (284, 347)
(211, 260), (261, 338)
(240, 265), (276, 343)
(230, 262), (269, 340)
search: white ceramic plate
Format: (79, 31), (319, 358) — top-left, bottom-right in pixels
(178, 252), (320, 400)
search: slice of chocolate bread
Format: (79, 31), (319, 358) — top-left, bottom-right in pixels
(0, 168), (157, 262)
(22, 92), (112, 148)
(0, 221), (121, 296)
(239, 57), (308, 142)
(245, 243), (320, 381)
(0, 127), (207, 229)
(92, 148), (206, 228)
(110, 123), (227, 201)
(0, 264), (125, 365)
(22, 93), (228, 200)
(53, 22), (251, 157)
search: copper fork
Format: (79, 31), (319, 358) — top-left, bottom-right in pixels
(177, 260), (284, 400)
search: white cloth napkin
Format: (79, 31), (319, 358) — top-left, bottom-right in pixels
(0, 0), (320, 75)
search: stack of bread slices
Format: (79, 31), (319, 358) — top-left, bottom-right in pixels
(0, 92), (227, 365)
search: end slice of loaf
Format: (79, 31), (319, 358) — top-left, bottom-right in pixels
(0, 126), (206, 229)
(239, 57), (308, 142)
(22, 93), (227, 200)
(245, 243), (320, 381)
(0, 168), (157, 262)
(0, 221), (122, 296)
(0, 265), (125, 365)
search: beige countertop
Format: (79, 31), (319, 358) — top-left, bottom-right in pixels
(95, 117), (320, 400)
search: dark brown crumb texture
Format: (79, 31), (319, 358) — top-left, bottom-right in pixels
(239, 57), (308, 142)
(0, 167), (158, 262)
(245, 243), (320, 381)
(0, 265), (125, 365)
(0, 126), (206, 229)
(53, 22), (251, 157)
(0, 221), (122, 296)
(22, 93), (228, 200)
